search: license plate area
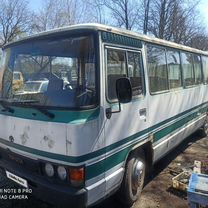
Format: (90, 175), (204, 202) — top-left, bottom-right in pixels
(6, 170), (28, 188)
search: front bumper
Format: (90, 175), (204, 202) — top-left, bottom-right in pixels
(0, 148), (87, 208)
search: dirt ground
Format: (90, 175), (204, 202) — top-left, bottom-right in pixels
(0, 130), (207, 208)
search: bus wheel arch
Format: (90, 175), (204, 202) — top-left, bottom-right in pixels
(117, 142), (153, 206)
(128, 141), (153, 177)
(201, 113), (208, 137)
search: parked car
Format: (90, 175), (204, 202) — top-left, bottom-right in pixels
(13, 71), (24, 91)
(17, 80), (49, 94)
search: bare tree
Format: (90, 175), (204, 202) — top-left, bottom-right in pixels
(0, 0), (31, 47)
(168, 0), (205, 45)
(188, 34), (208, 50)
(100, 0), (140, 30)
(143, 0), (151, 34)
(148, 0), (177, 39)
(136, 0), (152, 34)
(33, 0), (208, 50)
(86, 0), (108, 24)
(32, 0), (74, 32)
(146, 0), (207, 48)
(32, 0), (92, 33)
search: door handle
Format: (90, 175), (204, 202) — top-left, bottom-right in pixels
(139, 108), (147, 121)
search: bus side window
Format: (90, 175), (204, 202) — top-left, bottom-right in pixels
(181, 52), (195, 87)
(166, 49), (182, 89)
(147, 45), (168, 93)
(202, 56), (208, 84)
(192, 54), (203, 85)
(127, 52), (143, 96)
(107, 49), (127, 101)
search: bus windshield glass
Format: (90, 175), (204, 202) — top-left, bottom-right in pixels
(2, 34), (98, 109)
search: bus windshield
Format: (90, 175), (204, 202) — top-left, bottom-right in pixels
(2, 34), (98, 109)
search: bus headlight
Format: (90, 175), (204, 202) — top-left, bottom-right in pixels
(45, 163), (54, 177)
(57, 166), (67, 180)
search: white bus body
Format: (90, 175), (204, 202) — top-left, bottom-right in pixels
(0, 24), (207, 207)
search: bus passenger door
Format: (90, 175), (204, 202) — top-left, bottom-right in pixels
(103, 46), (148, 195)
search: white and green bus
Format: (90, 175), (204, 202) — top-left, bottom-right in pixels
(0, 23), (208, 207)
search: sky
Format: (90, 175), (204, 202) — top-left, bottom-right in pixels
(28, 0), (208, 27)
(28, 0), (42, 11)
(199, 0), (208, 24)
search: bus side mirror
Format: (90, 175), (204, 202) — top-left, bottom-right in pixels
(116, 78), (132, 103)
(106, 77), (132, 119)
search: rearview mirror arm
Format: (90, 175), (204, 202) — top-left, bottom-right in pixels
(105, 102), (121, 119)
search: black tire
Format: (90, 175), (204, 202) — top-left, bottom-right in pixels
(201, 115), (208, 137)
(117, 150), (145, 207)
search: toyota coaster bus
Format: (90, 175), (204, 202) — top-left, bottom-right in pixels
(0, 23), (208, 207)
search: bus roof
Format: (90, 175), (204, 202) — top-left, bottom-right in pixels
(4, 23), (208, 56)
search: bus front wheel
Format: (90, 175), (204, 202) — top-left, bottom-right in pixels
(118, 150), (145, 207)
(201, 116), (208, 137)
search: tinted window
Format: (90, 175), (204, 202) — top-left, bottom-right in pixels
(202, 56), (208, 84)
(107, 49), (127, 100)
(127, 52), (143, 96)
(181, 52), (195, 86)
(147, 45), (168, 93)
(166, 50), (182, 89)
(193, 54), (202, 84)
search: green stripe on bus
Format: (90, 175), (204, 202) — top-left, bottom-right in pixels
(0, 137), (83, 163)
(0, 106), (100, 124)
(0, 103), (207, 173)
(153, 105), (207, 142)
(154, 111), (197, 142)
(86, 148), (130, 179)
(86, 111), (206, 179)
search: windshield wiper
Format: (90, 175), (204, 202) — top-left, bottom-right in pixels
(11, 99), (39, 104)
(0, 98), (54, 119)
(0, 99), (15, 113)
(11, 99), (55, 119)
(33, 106), (55, 119)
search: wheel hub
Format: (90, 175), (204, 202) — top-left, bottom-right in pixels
(204, 121), (208, 135)
(132, 160), (144, 191)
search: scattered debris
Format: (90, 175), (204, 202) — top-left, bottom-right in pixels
(168, 167), (181, 176)
(188, 173), (208, 207)
(172, 171), (191, 192)
(193, 160), (201, 174)
(171, 160), (207, 192)
(202, 161), (208, 174)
